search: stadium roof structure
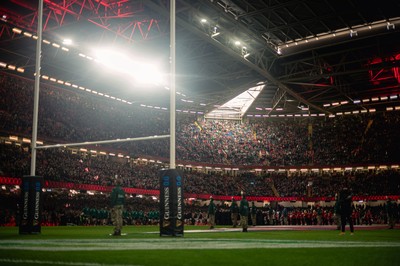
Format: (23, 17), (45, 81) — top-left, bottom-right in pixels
(205, 83), (265, 120)
(0, 0), (400, 119)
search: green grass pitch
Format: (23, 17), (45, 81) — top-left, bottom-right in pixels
(0, 226), (399, 266)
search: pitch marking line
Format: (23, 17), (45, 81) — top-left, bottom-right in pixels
(0, 239), (400, 251)
(0, 259), (141, 266)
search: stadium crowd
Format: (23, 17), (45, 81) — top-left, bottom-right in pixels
(1, 73), (400, 167)
(1, 142), (400, 197)
(1, 73), (400, 227)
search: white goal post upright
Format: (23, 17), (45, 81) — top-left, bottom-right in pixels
(158, 0), (184, 237)
(30, 0), (44, 176)
(29, 0), (177, 174)
(170, 0), (176, 170)
(26, 0), (180, 236)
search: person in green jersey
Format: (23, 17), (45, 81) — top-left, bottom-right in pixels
(208, 196), (216, 229)
(239, 192), (249, 232)
(110, 178), (125, 236)
(333, 193), (341, 230)
(230, 197), (239, 228)
(250, 201), (257, 226)
(386, 197), (396, 229)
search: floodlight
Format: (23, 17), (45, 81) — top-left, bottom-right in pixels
(63, 39), (72, 45)
(133, 63), (165, 85)
(387, 22), (395, 30)
(350, 29), (358, 37)
(12, 28), (22, 34)
(94, 48), (165, 85)
(211, 26), (220, 37)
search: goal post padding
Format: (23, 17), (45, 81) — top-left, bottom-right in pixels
(19, 176), (43, 234)
(159, 169), (184, 237)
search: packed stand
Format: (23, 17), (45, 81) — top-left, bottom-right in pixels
(1, 141), (400, 198)
(1, 73), (400, 168)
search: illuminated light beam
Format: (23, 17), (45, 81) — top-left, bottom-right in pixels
(93, 48), (166, 86)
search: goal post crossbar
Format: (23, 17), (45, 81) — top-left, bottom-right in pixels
(34, 135), (170, 150)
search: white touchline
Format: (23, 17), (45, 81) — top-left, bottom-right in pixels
(0, 259), (142, 266)
(0, 239), (399, 251)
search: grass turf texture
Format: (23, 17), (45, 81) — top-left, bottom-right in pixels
(0, 226), (399, 266)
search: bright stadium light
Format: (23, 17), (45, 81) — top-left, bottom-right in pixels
(93, 48), (165, 85)
(94, 49), (132, 72)
(63, 39), (73, 45)
(133, 63), (165, 85)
